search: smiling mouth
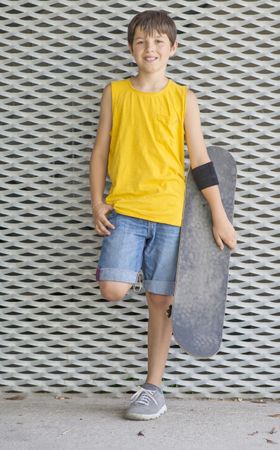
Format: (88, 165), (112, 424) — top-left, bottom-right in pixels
(144, 57), (158, 62)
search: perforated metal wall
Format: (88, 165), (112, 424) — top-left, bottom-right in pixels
(1, 0), (279, 398)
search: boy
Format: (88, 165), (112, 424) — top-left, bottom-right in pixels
(89, 9), (236, 420)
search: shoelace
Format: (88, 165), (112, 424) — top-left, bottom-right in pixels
(130, 387), (158, 406)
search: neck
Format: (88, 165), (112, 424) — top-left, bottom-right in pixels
(131, 72), (169, 92)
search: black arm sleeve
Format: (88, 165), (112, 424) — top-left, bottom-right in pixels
(191, 161), (219, 190)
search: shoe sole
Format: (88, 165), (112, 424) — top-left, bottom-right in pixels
(125, 404), (167, 421)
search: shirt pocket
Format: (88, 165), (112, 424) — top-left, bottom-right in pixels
(156, 113), (178, 126)
(155, 113), (179, 145)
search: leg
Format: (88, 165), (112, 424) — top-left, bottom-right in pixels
(125, 291), (172, 420)
(141, 223), (180, 387)
(99, 280), (132, 302)
(125, 222), (179, 420)
(145, 291), (173, 387)
(96, 212), (147, 302)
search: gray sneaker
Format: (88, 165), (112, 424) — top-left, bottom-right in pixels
(125, 385), (167, 420)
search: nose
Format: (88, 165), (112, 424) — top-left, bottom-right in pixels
(144, 40), (155, 51)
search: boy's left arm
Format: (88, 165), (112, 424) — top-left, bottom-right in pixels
(184, 89), (237, 251)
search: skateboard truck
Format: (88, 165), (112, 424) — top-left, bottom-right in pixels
(166, 305), (172, 318)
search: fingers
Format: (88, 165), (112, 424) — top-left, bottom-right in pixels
(213, 226), (237, 252)
(213, 228), (224, 251)
(219, 238), (237, 251)
(92, 202), (116, 236)
(104, 215), (115, 230)
(218, 240), (224, 251)
(229, 240), (237, 251)
(228, 233), (237, 251)
(95, 216), (115, 236)
(96, 222), (110, 236)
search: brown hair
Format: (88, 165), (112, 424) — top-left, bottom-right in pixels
(127, 10), (177, 47)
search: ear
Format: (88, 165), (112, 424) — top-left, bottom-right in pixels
(170, 40), (178, 57)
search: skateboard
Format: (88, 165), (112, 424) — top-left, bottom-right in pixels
(172, 146), (237, 357)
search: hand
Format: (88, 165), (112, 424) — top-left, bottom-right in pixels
(93, 202), (115, 236)
(212, 212), (237, 251)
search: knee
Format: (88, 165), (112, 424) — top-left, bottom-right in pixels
(99, 281), (131, 302)
(147, 292), (174, 309)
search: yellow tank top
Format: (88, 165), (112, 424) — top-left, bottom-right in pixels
(105, 78), (187, 226)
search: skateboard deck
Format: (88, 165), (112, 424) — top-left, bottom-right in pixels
(172, 146), (237, 357)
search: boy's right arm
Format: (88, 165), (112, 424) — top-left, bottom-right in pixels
(89, 83), (115, 236)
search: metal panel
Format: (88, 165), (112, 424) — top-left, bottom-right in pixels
(0, 0), (279, 398)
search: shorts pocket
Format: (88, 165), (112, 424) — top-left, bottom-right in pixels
(107, 209), (117, 219)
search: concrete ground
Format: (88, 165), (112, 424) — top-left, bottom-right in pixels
(0, 393), (280, 450)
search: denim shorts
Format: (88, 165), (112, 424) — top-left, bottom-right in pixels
(95, 210), (181, 296)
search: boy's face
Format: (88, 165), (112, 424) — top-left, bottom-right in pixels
(129, 27), (177, 73)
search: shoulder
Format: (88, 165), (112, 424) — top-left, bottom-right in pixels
(100, 83), (112, 106)
(103, 79), (130, 100)
(169, 80), (199, 107)
(186, 88), (197, 99)
(102, 78), (129, 94)
(186, 88), (197, 104)
(186, 89), (201, 115)
(169, 78), (187, 94)
(184, 88), (203, 127)
(110, 78), (130, 90)
(169, 80), (197, 105)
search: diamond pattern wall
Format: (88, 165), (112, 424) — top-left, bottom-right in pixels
(0, 0), (279, 398)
